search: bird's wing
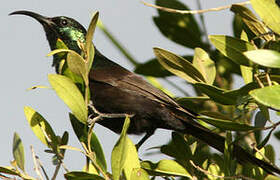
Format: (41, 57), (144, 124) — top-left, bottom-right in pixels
(89, 64), (195, 118)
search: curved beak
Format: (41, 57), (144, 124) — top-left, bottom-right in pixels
(9, 10), (54, 27)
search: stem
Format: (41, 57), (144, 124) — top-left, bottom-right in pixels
(98, 21), (139, 66)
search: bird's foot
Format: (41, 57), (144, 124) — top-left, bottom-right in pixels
(87, 102), (134, 125)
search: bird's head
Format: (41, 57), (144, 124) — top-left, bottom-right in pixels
(10, 11), (87, 70)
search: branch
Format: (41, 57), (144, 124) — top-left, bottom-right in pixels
(31, 146), (44, 180)
(142, 1), (250, 14)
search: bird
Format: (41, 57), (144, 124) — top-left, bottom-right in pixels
(9, 10), (280, 175)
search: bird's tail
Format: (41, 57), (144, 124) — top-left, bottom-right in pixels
(172, 112), (280, 175)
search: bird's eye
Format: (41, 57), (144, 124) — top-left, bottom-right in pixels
(60, 19), (68, 26)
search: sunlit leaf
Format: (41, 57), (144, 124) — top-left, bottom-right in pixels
(130, 168), (149, 180)
(265, 174), (280, 180)
(12, 133), (25, 172)
(250, 85), (280, 110)
(251, 0), (280, 34)
(193, 48), (216, 85)
(123, 138), (141, 180)
(231, 4), (272, 41)
(154, 47), (205, 83)
(0, 166), (20, 176)
(141, 160), (192, 178)
(24, 106), (57, 148)
(244, 49), (280, 68)
(209, 35), (255, 66)
(86, 12), (99, 61)
(111, 116), (130, 180)
(48, 74), (87, 123)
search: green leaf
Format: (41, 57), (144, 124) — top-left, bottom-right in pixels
(257, 129), (273, 150)
(255, 111), (267, 128)
(48, 48), (88, 81)
(0, 166), (20, 176)
(250, 85), (280, 110)
(130, 168), (150, 180)
(123, 138), (141, 180)
(153, 0), (203, 49)
(12, 133), (25, 172)
(194, 83), (236, 105)
(66, 52), (87, 82)
(48, 74), (87, 123)
(154, 47), (205, 83)
(197, 116), (258, 131)
(251, 0), (280, 34)
(64, 171), (105, 180)
(111, 116), (130, 180)
(207, 163), (223, 180)
(209, 35), (255, 66)
(231, 4), (272, 41)
(240, 65), (253, 84)
(265, 175), (280, 180)
(264, 145), (275, 163)
(193, 48), (216, 85)
(23, 106), (58, 147)
(86, 12), (99, 61)
(244, 49), (280, 68)
(141, 160), (192, 178)
(134, 59), (172, 77)
(69, 114), (107, 172)
(274, 130), (280, 140)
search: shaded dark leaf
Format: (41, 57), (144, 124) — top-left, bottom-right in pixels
(153, 0), (204, 49)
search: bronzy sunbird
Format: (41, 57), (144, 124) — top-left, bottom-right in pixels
(10, 10), (280, 175)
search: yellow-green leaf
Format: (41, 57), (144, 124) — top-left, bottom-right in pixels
(250, 85), (280, 110)
(154, 47), (205, 83)
(231, 4), (272, 41)
(24, 106), (57, 147)
(123, 138), (141, 180)
(111, 116), (130, 180)
(86, 12), (98, 64)
(251, 0), (280, 34)
(12, 132), (25, 171)
(130, 168), (149, 180)
(141, 160), (192, 178)
(193, 48), (216, 85)
(209, 35), (255, 66)
(48, 74), (87, 123)
(197, 116), (258, 131)
(244, 49), (280, 68)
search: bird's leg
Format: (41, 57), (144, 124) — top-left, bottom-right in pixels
(136, 130), (155, 150)
(87, 101), (134, 125)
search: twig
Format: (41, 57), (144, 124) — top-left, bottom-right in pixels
(189, 160), (254, 180)
(254, 74), (264, 88)
(142, 1), (250, 14)
(51, 164), (61, 180)
(265, 72), (272, 86)
(31, 146), (44, 180)
(37, 158), (49, 180)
